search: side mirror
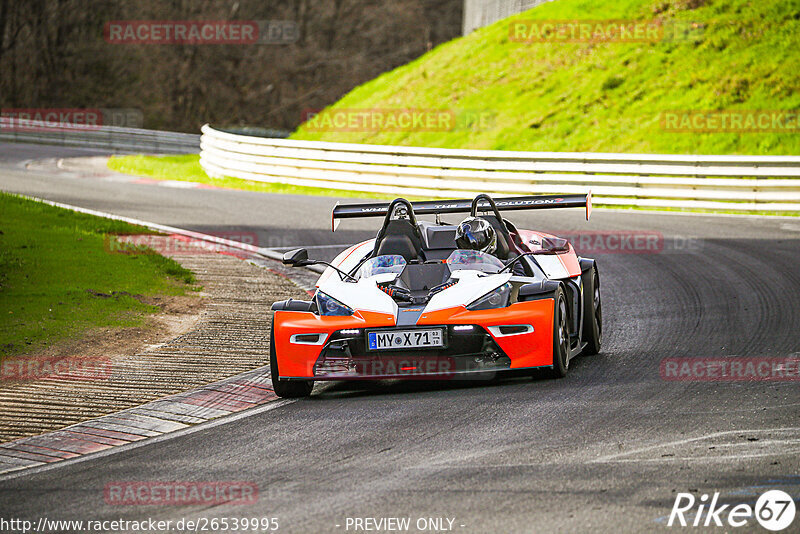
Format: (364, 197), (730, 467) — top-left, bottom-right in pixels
(282, 248), (310, 266)
(535, 236), (570, 255)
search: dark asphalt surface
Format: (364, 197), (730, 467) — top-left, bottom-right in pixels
(1, 142), (799, 533)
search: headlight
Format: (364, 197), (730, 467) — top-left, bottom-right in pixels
(316, 292), (354, 316)
(467, 282), (512, 311)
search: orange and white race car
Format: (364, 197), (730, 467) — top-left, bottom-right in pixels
(269, 194), (601, 397)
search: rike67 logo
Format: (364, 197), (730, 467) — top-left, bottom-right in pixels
(668, 490), (796, 531)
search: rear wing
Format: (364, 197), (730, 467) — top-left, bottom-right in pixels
(332, 193), (592, 231)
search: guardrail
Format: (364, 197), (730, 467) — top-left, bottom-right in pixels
(0, 118), (199, 154)
(201, 124), (800, 212)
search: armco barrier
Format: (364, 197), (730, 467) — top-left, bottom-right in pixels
(0, 118), (199, 154)
(199, 124), (800, 212)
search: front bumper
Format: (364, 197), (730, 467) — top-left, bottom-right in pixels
(273, 299), (555, 380)
(313, 325), (510, 379)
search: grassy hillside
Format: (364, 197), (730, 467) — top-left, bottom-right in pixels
(291, 0), (800, 155)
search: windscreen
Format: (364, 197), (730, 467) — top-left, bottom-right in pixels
(356, 255), (407, 279)
(446, 249), (505, 273)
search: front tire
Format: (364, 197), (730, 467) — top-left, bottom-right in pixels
(581, 266), (602, 356)
(270, 324), (313, 398)
(548, 288), (570, 378)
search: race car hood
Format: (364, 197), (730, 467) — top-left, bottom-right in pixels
(425, 271), (512, 313)
(317, 270), (513, 323)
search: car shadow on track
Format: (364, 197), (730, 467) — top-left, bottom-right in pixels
(305, 360), (600, 400)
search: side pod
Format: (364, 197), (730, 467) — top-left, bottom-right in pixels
(518, 280), (561, 302)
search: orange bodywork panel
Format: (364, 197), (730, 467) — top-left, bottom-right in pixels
(273, 298), (555, 379)
(417, 299), (555, 369)
(274, 309), (395, 377)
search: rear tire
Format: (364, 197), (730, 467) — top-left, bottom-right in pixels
(270, 324), (313, 398)
(548, 288), (570, 378)
(581, 266), (602, 356)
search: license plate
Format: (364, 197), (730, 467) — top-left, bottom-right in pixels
(367, 329), (444, 351)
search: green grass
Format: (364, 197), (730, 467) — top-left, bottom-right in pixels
(291, 0), (800, 155)
(108, 154), (209, 182)
(107, 154), (415, 200)
(0, 192), (197, 358)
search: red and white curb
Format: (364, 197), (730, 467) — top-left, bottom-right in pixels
(0, 367), (284, 476)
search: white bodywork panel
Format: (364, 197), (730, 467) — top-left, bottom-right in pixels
(316, 239), (374, 287)
(318, 275), (398, 316)
(422, 271), (512, 313)
(312, 240), (565, 323)
(531, 254), (570, 280)
(317, 267), (514, 320)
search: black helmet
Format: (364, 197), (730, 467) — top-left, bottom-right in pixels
(455, 217), (497, 254)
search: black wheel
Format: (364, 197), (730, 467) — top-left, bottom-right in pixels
(269, 324), (313, 398)
(581, 266), (602, 356)
(548, 287), (570, 378)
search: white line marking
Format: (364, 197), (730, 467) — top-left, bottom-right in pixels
(266, 244), (354, 250)
(590, 427), (800, 464)
(7, 193), (325, 274)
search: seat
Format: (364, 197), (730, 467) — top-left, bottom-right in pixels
(373, 219), (425, 261)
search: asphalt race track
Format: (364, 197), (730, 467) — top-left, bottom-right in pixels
(1, 143), (799, 532)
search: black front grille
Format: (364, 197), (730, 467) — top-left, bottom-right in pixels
(313, 326), (511, 378)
